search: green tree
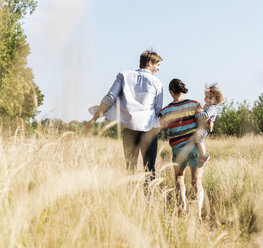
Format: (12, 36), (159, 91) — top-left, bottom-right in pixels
(236, 101), (256, 136)
(214, 100), (258, 137)
(253, 93), (263, 133)
(0, 0), (44, 132)
(213, 101), (240, 136)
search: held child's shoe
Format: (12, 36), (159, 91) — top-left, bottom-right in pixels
(198, 154), (210, 168)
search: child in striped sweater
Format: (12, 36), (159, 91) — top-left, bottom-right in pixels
(195, 84), (224, 167)
(159, 79), (204, 220)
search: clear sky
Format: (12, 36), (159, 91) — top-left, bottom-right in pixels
(23, 0), (263, 122)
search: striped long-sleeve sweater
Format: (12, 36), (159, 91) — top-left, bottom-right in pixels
(160, 99), (201, 149)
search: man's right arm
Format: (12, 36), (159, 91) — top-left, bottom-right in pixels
(86, 73), (123, 131)
(101, 73), (123, 107)
(86, 102), (111, 131)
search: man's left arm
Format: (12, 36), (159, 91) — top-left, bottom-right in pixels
(154, 83), (163, 116)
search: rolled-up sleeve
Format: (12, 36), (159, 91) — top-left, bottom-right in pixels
(195, 105), (217, 121)
(195, 110), (209, 121)
(102, 73), (123, 107)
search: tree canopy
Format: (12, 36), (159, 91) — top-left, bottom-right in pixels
(0, 0), (44, 131)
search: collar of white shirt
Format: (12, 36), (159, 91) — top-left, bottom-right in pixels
(138, 68), (152, 74)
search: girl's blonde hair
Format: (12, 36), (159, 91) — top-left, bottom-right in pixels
(205, 83), (225, 104)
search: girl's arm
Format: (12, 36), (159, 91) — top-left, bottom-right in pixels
(195, 105), (217, 121)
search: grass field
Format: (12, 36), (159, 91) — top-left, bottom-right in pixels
(0, 132), (262, 247)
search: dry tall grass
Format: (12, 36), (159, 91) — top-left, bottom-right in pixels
(0, 132), (262, 247)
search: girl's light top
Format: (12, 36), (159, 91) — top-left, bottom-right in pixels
(195, 104), (219, 123)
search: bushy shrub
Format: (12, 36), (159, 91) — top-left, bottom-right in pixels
(253, 93), (263, 133)
(213, 95), (262, 137)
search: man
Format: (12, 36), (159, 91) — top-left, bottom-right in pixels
(86, 50), (163, 180)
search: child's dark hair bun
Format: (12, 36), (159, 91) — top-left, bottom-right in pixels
(169, 79), (188, 95)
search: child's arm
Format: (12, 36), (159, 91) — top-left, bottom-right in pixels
(196, 105), (217, 125)
(195, 110), (209, 121)
(159, 116), (167, 131)
(195, 103), (207, 121)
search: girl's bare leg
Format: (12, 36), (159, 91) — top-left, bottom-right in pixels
(190, 167), (204, 220)
(174, 166), (187, 212)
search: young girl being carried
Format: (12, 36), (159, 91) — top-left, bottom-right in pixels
(195, 84), (225, 167)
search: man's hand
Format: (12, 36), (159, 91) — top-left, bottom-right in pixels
(86, 102), (110, 132)
(86, 118), (96, 132)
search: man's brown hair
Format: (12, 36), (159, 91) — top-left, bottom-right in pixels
(139, 50), (163, 68)
(205, 83), (225, 104)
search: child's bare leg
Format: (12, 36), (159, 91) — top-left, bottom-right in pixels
(209, 121), (214, 132)
(197, 142), (206, 157)
(174, 166), (186, 212)
(190, 167), (204, 220)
